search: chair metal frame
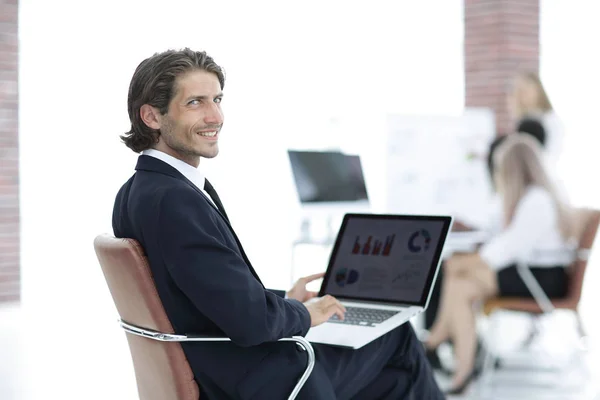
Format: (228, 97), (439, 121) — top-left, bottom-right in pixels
(515, 248), (591, 315)
(119, 319), (316, 400)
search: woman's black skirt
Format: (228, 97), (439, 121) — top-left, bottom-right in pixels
(497, 265), (568, 298)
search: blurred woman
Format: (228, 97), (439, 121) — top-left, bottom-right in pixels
(508, 71), (565, 169)
(486, 118), (546, 188)
(424, 134), (575, 394)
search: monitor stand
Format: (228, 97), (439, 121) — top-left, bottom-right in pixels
(298, 215), (338, 243)
(291, 215), (337, 285)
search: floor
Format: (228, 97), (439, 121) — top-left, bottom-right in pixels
(2, 300), (600, 400)
(0, 303), (21, 400)
(433, 321), (600, 399)
(0, 300), (139, 400)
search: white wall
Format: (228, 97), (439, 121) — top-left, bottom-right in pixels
(541, 0), (600, 209)
(19, 1), (463, 398)
(540, 0), (600, 364)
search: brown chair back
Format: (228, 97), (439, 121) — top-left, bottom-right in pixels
(564, 208), (600, 307)
(94, 234), (200, 400)
(484, 208), (600, 314)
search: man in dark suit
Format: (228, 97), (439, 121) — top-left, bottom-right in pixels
(113, 48), (444, 399)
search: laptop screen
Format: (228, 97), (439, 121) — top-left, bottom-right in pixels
(319, 214), (452, 307)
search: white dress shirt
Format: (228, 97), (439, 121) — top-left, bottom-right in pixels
(141, 149), (216, 207)
(479, 186), (575, 271)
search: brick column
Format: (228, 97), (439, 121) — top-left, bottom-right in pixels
(0, 0), (19, 303)
(464, 0), (540, 134)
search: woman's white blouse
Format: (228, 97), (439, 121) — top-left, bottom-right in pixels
(480, 186), (575, 270)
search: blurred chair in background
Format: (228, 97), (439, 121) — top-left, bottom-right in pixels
(480, 208), (600, 396)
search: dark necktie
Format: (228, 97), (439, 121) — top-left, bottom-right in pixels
(204, 179), (229, 222)
(203, 178), (263, 286)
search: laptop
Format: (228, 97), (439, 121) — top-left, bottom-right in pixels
(305, 213), (453, 349)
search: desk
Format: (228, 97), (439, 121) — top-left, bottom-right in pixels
(443, 230), (489, 258)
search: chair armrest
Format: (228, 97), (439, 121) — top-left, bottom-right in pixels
(577, 248), (591, 262)
(119, 320), (315, 400)
(515, 263), (555, 314)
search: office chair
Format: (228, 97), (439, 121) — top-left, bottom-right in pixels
(479, 208), (600, 394)
(93, 234), (315, 400)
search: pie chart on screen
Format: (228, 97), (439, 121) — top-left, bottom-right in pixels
(408, 229), (431, 253)
(335, 268), (359, 287)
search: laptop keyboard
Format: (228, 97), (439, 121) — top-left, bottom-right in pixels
(327, 307), (399, 327)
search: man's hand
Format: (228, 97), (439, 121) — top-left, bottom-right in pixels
(305, 295), (346, 327)
(286, 272), (325, 303)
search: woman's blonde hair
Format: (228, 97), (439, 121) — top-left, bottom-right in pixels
(493, 134), (571, 239)
(513, 72), (553, 118)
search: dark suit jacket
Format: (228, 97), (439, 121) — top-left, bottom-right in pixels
(113, 155), (311, 399)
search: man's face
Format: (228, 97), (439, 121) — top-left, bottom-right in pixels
(154, 69), (224, 166)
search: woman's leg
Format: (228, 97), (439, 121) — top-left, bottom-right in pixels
(425, 272), (458, 349)
(447, 265), (498, 387)
(426, 258), (498, 348)
(446, 277), (484, 386)
(464, 260), (499, 296)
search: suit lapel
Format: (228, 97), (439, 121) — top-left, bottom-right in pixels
(136, 156), (264, 286)
(135, 156), (223, 216)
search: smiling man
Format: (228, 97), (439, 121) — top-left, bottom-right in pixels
(140, 69), (222, 164)
(112, 48), (444, 399)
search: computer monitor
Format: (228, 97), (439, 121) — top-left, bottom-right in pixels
(287, 150), (370, 210)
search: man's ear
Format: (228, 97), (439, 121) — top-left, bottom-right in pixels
(140, 104), (162, 130)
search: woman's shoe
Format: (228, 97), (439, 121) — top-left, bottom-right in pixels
(444, 368), (477, 396)
(425, 348), (443, 369)
(425, 347), (452, 376)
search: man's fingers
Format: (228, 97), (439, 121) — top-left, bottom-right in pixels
(331, 297), (346, 313)
(301, 272), (325, 283)
(320, 295), (336, 306)
(306, 291), (318, 300)
(306, 298), (348, 326)
(326, 304), (345, 320)
(320, 295), (346, 312)
(321, 294), (333, 303)
(335, 306), (345, 320)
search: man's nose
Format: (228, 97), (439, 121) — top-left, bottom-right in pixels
(204, 103), (224, 125)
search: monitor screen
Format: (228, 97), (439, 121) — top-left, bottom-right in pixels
(288, 150), (369, 203)
(319, 214), (452, 307)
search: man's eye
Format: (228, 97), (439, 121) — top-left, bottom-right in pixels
(188, 99), (200, 105)
(214, 97), (222, 104)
